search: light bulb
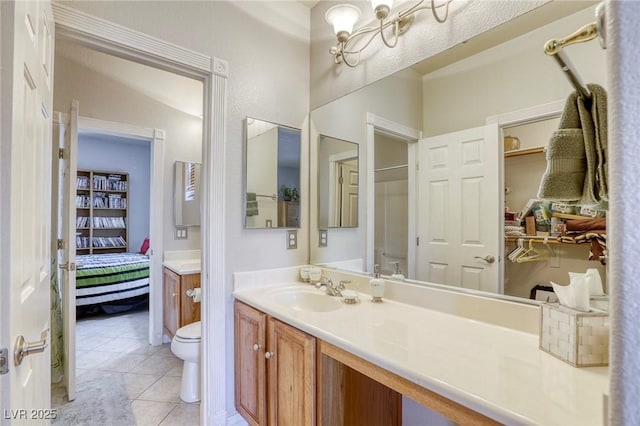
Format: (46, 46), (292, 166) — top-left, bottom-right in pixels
(325, 4), (362, 42)
(371, 0), (393, 20)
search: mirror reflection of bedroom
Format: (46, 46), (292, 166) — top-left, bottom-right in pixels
(51, 39), (203, 424)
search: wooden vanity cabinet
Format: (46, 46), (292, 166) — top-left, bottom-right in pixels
(163, 267), (200, 338)
(234, 301), (315, 426)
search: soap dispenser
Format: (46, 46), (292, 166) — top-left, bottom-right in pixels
(369, 264), (385, 303)
(390, 261), (405, 281)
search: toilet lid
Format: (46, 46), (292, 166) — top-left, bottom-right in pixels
(176, 321), (201, 340)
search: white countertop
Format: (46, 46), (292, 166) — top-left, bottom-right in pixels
(162, 259), (200, 275)
(233, 282), (609, 425)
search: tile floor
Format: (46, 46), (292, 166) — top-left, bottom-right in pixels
(52, 308), (200, 425)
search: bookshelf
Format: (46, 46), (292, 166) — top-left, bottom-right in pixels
(76, 169), (129, 254)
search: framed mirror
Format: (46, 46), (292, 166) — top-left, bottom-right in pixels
(318, 135), (359, 228)
(245, 117), (301, 229)
(174, 161), (201, 227)
(309, 3), (608, 303)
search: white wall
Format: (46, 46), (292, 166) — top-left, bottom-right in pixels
(78, 134), (151, 252)
(609, 1), (640, 423)
(55, 1), (311, 417)
(53, 52), (203, 252)
(422, 6), (607, 136)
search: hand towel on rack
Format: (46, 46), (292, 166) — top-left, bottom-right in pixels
(538, 84), (608, 206)
(537, 91), (587, 203)
(246, 192), (259, 216)
(588, 84), (608, 203)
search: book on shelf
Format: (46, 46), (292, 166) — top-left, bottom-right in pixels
(92, 236), (126, 248)
(107, 174), (127, 191)
(75, 195), (90, 208)
(92, 216), (126, 228)
(76, 175), (89, 190)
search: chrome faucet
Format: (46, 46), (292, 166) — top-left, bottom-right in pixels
(315, 277), (345, 297)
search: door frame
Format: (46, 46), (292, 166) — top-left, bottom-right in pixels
(328, 150), (358, 227)
(76, 116), (165, 346)
(52, 4), (228, 423)
(486, 99), (564, 293)
(365, 113), (421, 279)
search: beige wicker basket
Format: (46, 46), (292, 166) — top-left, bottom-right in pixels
(539, 303), (609, 367)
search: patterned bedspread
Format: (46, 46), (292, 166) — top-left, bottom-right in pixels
(76, 253), (150, 306)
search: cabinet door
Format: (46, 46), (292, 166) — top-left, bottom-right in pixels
(179, 273), (201, 327)
(235, 301), (267, 426)
(267, 318), (316, 426)
(163, 268), (180, 338)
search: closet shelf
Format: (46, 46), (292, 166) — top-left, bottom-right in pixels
(505, 237), (561, 245)
(504, 146), (546, 158)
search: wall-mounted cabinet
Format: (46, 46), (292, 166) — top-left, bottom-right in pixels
(76, 169), (128, 254)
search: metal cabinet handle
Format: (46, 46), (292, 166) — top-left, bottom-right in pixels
(253, 344), (261, 351)
(474, 255), (496, 264)
(14, 329), (49, 366)
(264, 351), (274, 360)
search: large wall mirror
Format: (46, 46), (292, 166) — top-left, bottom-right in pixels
(318, 135), (359, 228)
(174, 161), (201, 227)
(245, 117), (301, 229)
(309, 2), (608, 304)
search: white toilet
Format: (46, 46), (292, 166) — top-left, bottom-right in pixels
(171, 321), (201, 403)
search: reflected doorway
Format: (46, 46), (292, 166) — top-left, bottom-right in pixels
(374, 132), (409, 276)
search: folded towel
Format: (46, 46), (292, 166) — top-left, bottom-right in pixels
(538, 84), (608, 206)
(246, 192), (259, 216)
(565, 217), (606, 232)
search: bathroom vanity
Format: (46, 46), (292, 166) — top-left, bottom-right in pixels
(233, 269), (609, 425)
(163, 263), (201, 338)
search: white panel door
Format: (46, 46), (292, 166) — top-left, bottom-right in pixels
(58, 101), (79, 401)
(340, 161), (359, 227)
(417, 124), (500, 293)
(0, 0), (55, 417)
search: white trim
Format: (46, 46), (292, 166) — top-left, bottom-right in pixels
(485, 99), (564, 127)
(365, 113), (421, 279)
(51, 7), (228, 424)
(202, 56), (229, 426)
(327, 150), (358, 227)
(486, 100), (564, 295)
(52, 3), (212, 75)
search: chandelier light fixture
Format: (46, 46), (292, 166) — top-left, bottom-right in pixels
(325, 0), (453, 67)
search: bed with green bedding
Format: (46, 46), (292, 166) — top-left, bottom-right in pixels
(76, 253), (150, 309)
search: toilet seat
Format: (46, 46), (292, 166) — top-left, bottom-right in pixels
(175, 321), (201, 342)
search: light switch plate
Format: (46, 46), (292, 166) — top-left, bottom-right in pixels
(319, 229), (328, 247)
(175, 227), (188, 240)
(287, 230), (297, 250)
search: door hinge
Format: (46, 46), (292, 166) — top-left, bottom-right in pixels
(416, 237), (420, 246)
(416, 162), (419, 171)
(58, 148), (65, 159)
(57, 239), (65, 249)
(338, 176), (344, 184)
(0, 348), (8, 375)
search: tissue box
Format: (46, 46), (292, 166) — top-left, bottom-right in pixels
(539, 303), (609, 367)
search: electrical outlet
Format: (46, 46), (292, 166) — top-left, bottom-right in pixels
(319, 229), (328, 247)
(175, 227), (188, 240)
(287, 230), (297, 249)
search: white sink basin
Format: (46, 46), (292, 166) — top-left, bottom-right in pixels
(271, 288), (342, 312)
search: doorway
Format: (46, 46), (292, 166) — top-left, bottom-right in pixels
(51, 37), (204, 423)
(374, 132), (409, 276)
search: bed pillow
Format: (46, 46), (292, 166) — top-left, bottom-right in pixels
(139, 237), (150, 255)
